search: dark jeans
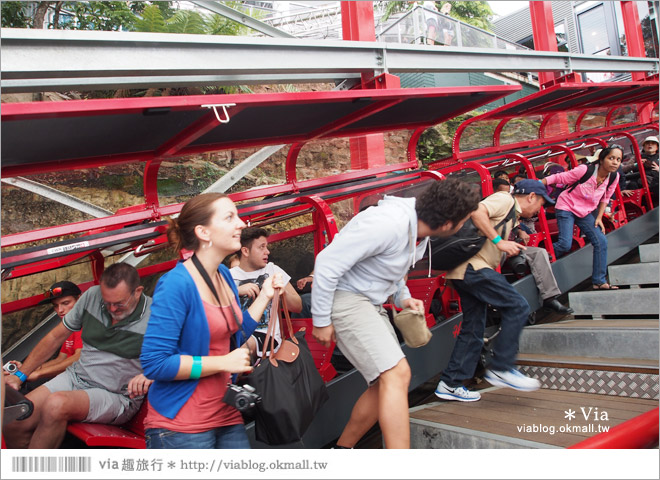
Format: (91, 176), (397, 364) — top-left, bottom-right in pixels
(553, 209), (608, 285)
(440, 265), (530, 387)
(145, 423), (250, 449)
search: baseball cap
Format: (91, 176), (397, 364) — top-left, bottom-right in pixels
(512, 179), (555, 205)
(642, 136), (659, 146)
(38, 281), (82, 305)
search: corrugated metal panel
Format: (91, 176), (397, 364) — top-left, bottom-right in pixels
(493, 2), (581, 54)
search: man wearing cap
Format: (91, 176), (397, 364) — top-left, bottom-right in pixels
(435, 179), (568, 402)
(3, 263), (153, 449)
(3, 282), (83, 389)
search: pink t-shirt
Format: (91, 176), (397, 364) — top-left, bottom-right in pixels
(545, 164), (619, 218)
(144, 301), (243, 433)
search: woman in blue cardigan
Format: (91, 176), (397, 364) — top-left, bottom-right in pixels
(140, 193), (283, 449)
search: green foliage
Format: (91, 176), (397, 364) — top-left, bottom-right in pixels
(166, 10), (207, 34)
(134, 4), (167, 33)
(61, 1), (138, 31)
(1, 2), (31, 28)
(449, 1), (493, 32)
(377, 1), (415, 22)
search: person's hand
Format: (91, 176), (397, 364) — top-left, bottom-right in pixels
(2, 360), (21, 376)
(652, 163), (659, 172)
(595, 218), (606, 233)
(497, 239), (525, 257)
(312, 325), (336, 348)
(5, 373), (23, 391)
(260, 273), (284, 300)
(223, 347), (253, 374)
(402, 297), (425, 314)
(296, 276), (313, 290)
(622, 189), (635, 197)
(517, 230), (530, 245)
(237, 283), (260, 299)
(126, 373), (153, 398)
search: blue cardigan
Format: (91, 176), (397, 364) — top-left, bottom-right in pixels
(140, 261), (258, 419)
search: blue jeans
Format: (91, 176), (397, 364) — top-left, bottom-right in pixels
(440, 265), (530, 387)
(553, 209), (608, 285)
(145, 424), (250, 449)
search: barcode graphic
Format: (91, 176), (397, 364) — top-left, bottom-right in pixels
(12, 456), (91, 473)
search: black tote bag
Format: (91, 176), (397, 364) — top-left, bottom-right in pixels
(250, 291), (329, 445)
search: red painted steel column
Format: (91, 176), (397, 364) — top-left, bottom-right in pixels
(620, 1), (647, 82)
(340, 1), (389, 173)
(529, 1), (560, 88)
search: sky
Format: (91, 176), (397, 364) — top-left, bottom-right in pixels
(488, 1), (529, 19)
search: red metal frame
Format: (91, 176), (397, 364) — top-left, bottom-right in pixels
(569, 407), (659, 449)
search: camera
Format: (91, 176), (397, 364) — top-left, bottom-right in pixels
(505, 252), (529, 276)
(3, 362), (18, 374)
(223, 383), (261, 412)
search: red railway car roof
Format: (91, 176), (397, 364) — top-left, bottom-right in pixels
(1, 85), (520, 177)
(467, 81), (658, 120)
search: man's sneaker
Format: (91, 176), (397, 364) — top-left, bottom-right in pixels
(484, 368), (541, 392)
(434, 380), (481, 402)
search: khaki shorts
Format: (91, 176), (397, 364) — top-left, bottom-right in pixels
(43, 367), (141, 425)
(331, 290), (405, 385)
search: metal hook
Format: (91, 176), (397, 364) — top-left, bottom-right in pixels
(201, 103), (236, 123)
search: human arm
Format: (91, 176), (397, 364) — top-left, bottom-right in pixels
(471, 203), (524, 257)
(5, 322), (72, 390)
(27, 349), (81, 381)
(297, 274), (314, 290)
(283, 282), (303, 313)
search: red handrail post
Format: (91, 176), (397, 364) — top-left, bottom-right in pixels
(569, 407), (659, 449)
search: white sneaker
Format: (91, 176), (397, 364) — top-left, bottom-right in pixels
(484, 368), (541, 392)
(434, 380), (481, 402)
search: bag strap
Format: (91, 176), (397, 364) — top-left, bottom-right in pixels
(494, 201), (517, 241)
(191, 254), (244, 350)
(259, 290), (299, 361)
(565, 163), (617, 201)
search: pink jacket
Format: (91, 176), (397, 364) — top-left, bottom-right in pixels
(544, 164), (619, 218)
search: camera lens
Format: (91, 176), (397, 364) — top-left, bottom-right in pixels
(236, 397), (248, 410)
(4, 363), (17, 373)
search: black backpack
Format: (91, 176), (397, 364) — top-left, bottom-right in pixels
(429, 203), (516, 271)
(560, 163), (617, 199)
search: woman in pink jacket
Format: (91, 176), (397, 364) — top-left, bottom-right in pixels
(542, 145), (622, 290)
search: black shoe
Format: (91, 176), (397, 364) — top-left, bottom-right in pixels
(543, 298), (574, 315)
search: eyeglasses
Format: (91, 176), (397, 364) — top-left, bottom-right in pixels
(608, 143), (623, 151)
(102, 290), (136, 310)
(43, 287), (63, 299)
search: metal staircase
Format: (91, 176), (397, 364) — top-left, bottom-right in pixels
(518, 243), (659, 399)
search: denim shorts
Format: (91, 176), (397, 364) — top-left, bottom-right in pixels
(145, 424), (250, 449)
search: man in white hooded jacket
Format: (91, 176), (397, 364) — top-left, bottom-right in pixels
(312, 179), (480, 449)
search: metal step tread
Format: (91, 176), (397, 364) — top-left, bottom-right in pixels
(568, 288), (659, 315)
(516, 353), (659, 373)
(524, 319), (659, 329)
(639, 244), (659, 263)
(410, 389), (658, 449)
(608, 262), (659, 286)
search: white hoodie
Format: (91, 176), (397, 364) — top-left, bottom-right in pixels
(311, 195), (428, 327)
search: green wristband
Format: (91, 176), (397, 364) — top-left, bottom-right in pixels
(491, 235), (502, 245)
(190, 356), (202, 380)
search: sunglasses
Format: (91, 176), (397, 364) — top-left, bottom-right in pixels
(608, 143), (623, 151)
(43, 286), (63, 299)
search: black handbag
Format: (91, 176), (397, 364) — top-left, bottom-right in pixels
(250, 291), (329, 445)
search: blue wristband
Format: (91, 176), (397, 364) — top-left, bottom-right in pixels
(491, 235), (502, 245)
(13, 370), (27, 382)
(190, 356), (202, 380)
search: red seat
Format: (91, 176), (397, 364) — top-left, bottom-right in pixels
(67, 397), (148, 449)
(288, 318), (337, 382)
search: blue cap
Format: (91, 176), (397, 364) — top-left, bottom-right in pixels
(512, 179), (555, 205)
